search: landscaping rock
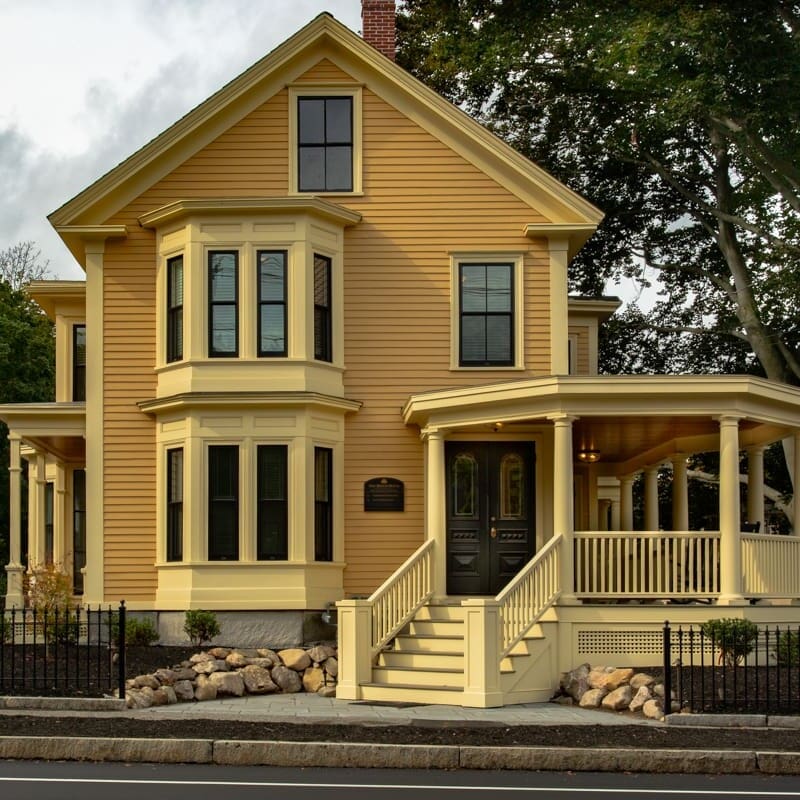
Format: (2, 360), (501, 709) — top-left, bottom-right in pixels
(226, 651), (250, 668)
(194, 675), (217, 702)
(241, 665), (278, 694)
(133, 674), (160, 690)
(173, 680), (195, 702)
(272, 664), (302, 693)
(193, 659), (228, 675)
(302, 666), (326, 693)
(630, 672), (656, 690)
(209, 671), (245, 697)
(579, 688), (607, 708)
(317, 685), (337, 698)
(643, 698), (664, 720)
(278, 648), (311, 671)
(307, 645), (336, 664)
(324, 657), (338, 678)
(153, 669), (177, 685)
(560, 663), (591, 702)
(602, 684), (633, 711)
(604, 668), (635, 692)
(257, 647), (279, 662)
(208, 647), (230, 659)
(629, 685), (652, 712)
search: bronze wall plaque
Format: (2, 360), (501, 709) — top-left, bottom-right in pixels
(364, 477), (404, 512)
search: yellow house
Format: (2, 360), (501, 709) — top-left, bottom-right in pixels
(3, 3), (800, 706)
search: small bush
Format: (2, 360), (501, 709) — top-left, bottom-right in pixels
(774, 630), (800, 666)
(701, 618), (759, 666)
(184, 609), (220, 647)
(25, 563), (78, 644)
(111, 615), (160, 647)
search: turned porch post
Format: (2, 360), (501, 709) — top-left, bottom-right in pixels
(671, 455), (689, 531)
(644, 465), (660, 530)
(718, 415), (745, 605)
(5, 434), (24, 607)
(424, 428), (448, 598)
(551, 413), (577, 604)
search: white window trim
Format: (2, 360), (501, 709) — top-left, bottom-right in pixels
(288, 84), (363, 196)
(449, 252), (526, 370)
(568, 333), (579, 375)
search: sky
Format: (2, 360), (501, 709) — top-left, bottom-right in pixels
(0, 0), (362, 280)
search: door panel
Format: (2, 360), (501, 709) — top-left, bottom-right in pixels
(446, 442), (535, 595)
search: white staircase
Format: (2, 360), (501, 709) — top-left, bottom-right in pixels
(360, 602), (466, 705)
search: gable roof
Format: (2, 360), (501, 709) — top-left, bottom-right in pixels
(49, 13), (602, 239)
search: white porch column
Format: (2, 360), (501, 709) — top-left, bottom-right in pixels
(746, 445), (765, 532)
(424, 428), (448, 598)
(598, 499), (611, 531)
(610, 497), (621, 531)
(550, 414), (577, 604)
(54, 463), (67, 566)
(620, 474), (635, 531)
(33, 452), (47, 567)
(794, 432), (800, 536)
(5, 434), (24, 607)
(644, 466), (660, 531)
(718, 415), (745, 605)
(671, 455), (689, 531)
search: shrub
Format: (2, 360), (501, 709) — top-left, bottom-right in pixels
(184, 609), (220, 647)
(701, 618), (758, 666)
(774, 630), (800, 666)
(24, 563), (78, 644)
(111, 615), (160, 648)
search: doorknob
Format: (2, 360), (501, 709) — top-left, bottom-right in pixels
(490, 526), (497, 538)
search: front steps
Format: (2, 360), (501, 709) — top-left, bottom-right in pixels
(359, 602), (466, 705)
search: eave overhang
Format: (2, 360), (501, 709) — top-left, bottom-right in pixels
(51, 225), (128, 270)
(138, 197), (362, 229)
(567, 296), (622, 323)
(27, 280), (86, 319)
(138, 391), (362, 416)
(0, 403), (86, 462)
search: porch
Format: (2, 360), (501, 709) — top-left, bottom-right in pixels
(337, 375), (800, 707)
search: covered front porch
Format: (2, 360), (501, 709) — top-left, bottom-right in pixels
(0, 403), (86, 607)
(337, 374), (800, 707)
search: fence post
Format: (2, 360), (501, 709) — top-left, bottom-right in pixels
(117, 600), (126, 699)
(663, 620), (672, 717)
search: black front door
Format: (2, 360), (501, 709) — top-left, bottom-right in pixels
(445, 441), (535, 595)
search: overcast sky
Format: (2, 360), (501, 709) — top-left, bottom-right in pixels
(0, 0), (362, 279)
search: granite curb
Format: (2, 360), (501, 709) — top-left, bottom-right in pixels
(0, 736), (798, 773)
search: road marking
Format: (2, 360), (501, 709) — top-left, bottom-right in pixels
(0, 777), (796, 796)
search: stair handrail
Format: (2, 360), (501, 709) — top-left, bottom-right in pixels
(368, 538), (435, 657)
(495, 533), (562, 658)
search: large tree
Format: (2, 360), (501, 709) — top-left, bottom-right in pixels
(0, 246), (55, 577)
(397, 0), (800, 384)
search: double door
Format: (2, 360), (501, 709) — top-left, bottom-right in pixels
(445, 441), (535, 595)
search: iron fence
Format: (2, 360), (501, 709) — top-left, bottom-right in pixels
(664, 620), (800, 715)
(0, 601), (126, 698)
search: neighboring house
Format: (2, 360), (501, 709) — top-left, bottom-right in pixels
(3, 3), (800, 707)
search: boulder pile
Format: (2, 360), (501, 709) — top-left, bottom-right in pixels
(554, 663), (675, 720)
(125, 644), (338, 709)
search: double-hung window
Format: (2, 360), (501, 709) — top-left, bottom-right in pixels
(208, 445), (239, 560)
(459, 262), (514, 367)
(257, 250), (287, 357)
(167, 255), (184, 362)
(298, 97), (353, 192)
(314, 447), (333, 562)
(257, 445), (288, 560)
(72, 324), (86, 401)
(209, 251), (238, 357)
(166, 448), (183, 562)
(313, 254), (332, 362)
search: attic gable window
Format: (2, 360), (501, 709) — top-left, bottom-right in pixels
(298, 97), (353, 192)
(289, 86), (362, 195)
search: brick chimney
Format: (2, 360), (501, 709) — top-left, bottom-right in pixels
(361, 0), (396, 61)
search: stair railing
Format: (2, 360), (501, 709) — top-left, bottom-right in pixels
(368, 538), (435, 658)
(495, 533), (562, 658)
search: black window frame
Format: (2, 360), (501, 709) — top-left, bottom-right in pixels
(313, 253), (332, 362)
(208, 445), (239, 561)
(314, 447), (333, 562)
(297, 95), (353, 193)
(256, 444), (289, 561)
(167, 255), (184, 363)
(257, 250), (288, 358)
(166, 448), (183, 562)
(72, 469), (86, 595)
(44, 481), (54, 564)
(208, 251), (239, 358)
(458, 262), (515, 367)
(72, 324), (86, 402)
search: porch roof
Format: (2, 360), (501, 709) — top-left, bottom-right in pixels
(403, 375), (800, 473)
(0, 402), (86, 462)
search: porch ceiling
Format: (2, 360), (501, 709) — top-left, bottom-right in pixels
(403, 375), (800, 472)
(0, 403), (86, 463)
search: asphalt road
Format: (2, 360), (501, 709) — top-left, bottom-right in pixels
(1, 762), (800, 799)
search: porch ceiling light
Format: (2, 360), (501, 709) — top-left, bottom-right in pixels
(578, 448), (600, 463)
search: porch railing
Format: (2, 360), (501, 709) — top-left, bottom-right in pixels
(742, 533), (800, 598)
(496, 533), (561, 657)
(368, 539), (434, 657)
(574, 532), (721, 598)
